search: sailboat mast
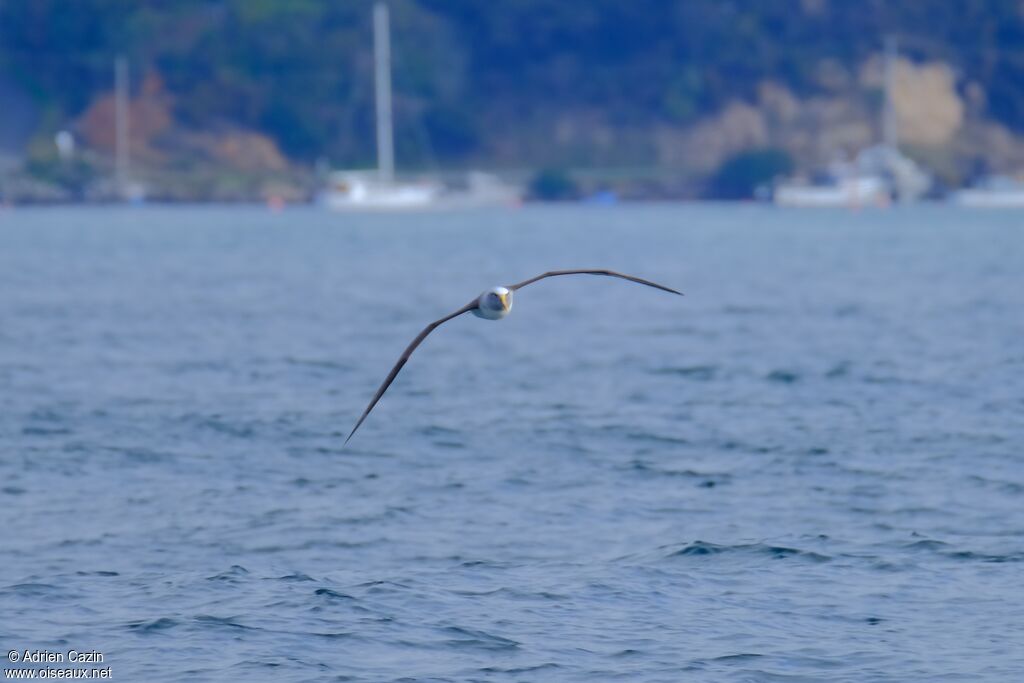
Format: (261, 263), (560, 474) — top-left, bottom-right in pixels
(373, 2), (394, 184)
(114, 55), (130, 197)
(882, 34), (898, 149)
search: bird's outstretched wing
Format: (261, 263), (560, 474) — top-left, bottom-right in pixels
(506, 269), (683, 296)
(346, 299), (478, 444)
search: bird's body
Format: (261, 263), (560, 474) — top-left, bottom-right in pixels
(472, 286), (513, 320)
(346, 269), (682, 444)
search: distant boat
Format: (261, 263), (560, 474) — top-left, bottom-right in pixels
(319, 170), (521, 211)
(435, 171), (522, 209)
(773, 145), (931, 208)
(950, 176), (1024, 208)
(320, 3), (440, 211)
(319, 4), (520, 211)
(774, 175), (890, 208)
(320, 171), (440, 211)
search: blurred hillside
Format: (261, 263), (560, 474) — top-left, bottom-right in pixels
(3, 0), (1024, 199)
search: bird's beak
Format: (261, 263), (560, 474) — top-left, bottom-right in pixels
(499, 292), (510, 310)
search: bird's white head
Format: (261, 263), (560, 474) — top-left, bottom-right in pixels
(473, 286), (513, 320)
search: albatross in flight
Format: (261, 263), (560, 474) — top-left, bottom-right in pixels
(346, 269), (682, 443)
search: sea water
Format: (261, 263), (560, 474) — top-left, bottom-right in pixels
(1, 203), (1022, 681)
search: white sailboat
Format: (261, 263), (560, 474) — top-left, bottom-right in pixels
(774, 171), (890, 208)
(950, 176), (1024, 208)
(320, 2), (441, 210)
(773, 36), (931, 208)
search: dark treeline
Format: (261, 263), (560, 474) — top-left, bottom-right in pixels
(2, 0), (1023, 167)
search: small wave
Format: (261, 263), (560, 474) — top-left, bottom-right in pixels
(356, 579), (413, 594)
(206, 565), (250, 583)
(470, 586), (569, 602)
(314, 588), (357, 601)
(825, 361), (852, 378)
(441, 625), (520, 651)
(766, 369), (800, 384)
(1, 583), (64, 597)
(193, 614), (257, 630)
(126, 617), (178, 633)
(27, 407), (67, 422)
(947, 550), (1024, 563)
(717, 439), (780, 454)
(249, 538), (379, 553)
(418, 424), (462, 437)
(904, 539), (950, 552)
(272, 572), (315, 582)
(284, 356), (353, 371)
(722, 304), (773, 315)
(862, 374), (918, 386)
(625, 432), (690, 446)
(711, 653), (764, 662)
(22, 426), (72, 436)
(307, 630), (354, 640)
(627, 460), (731, 486)
(901, 538), (1024, 563)
(179, 413), (257, 438)
(109, 446), (176, 464)
(672, 541), (727, 556)
(479, 663), (560, 674)
(667, 541), (831, 563)
(652, 365), (718, 380)
(964, 474), (1024, 494)
(166, 360), (227, 374)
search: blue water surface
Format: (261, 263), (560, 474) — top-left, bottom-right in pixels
(1, 204), (1023, 681)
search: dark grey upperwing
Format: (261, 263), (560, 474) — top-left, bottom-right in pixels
(506, 269), (683, 296)
(345, 299), (479, 444)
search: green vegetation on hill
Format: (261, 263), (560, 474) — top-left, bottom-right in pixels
(2, 1), (1024, 181)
